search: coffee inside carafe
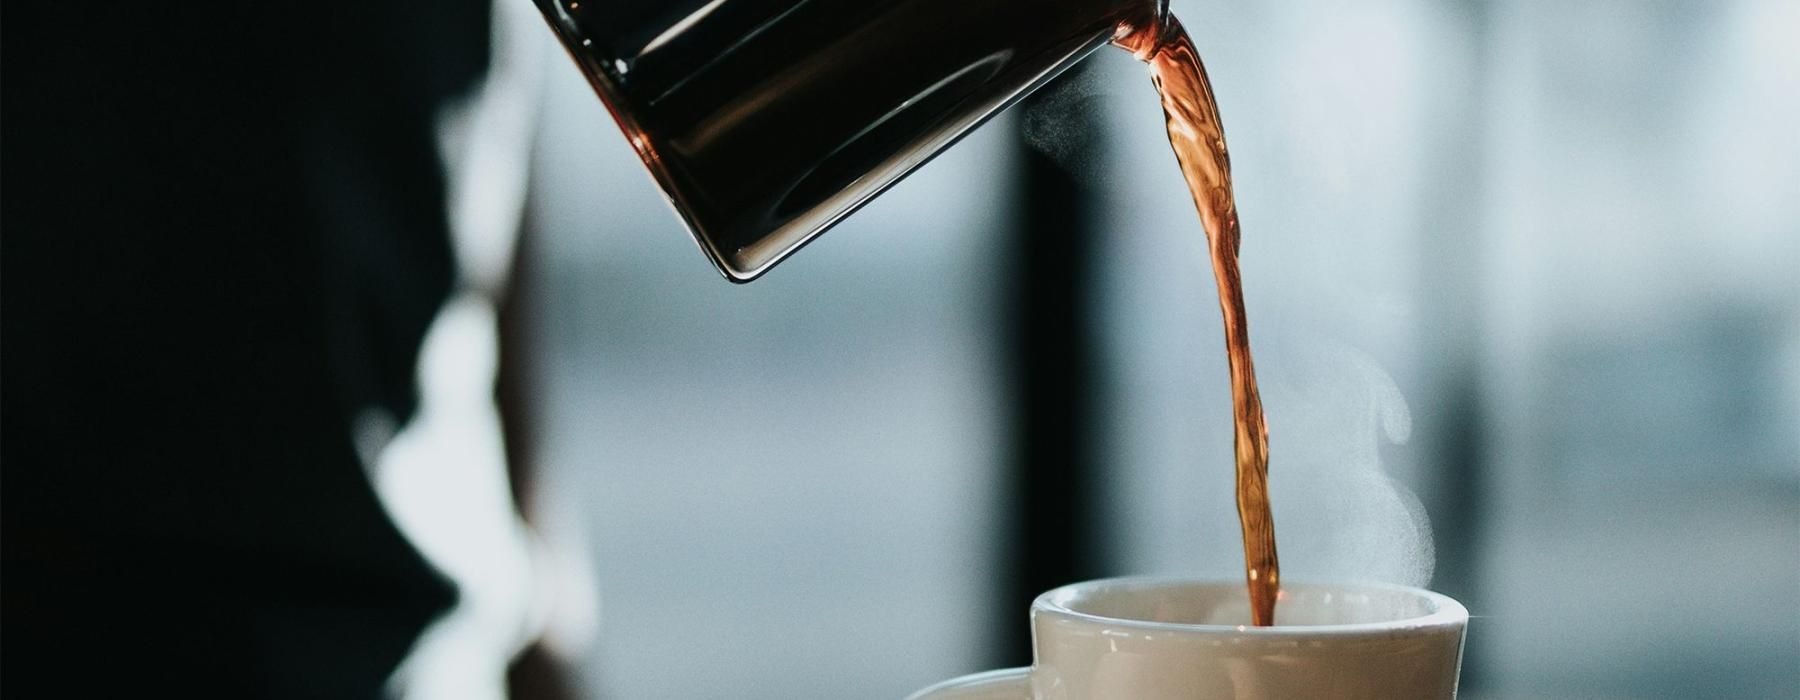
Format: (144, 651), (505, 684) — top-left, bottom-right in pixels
(534, 0), (1163, 280)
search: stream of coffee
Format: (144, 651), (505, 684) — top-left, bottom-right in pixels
(1117, 16), (1280, 626)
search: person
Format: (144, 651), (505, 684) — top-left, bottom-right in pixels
(3, 3), (572, 697)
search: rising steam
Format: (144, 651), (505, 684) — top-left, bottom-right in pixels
(1019, 69), (1116, 180)
(1262, 337), (1435, 588)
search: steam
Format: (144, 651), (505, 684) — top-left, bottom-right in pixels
(1263, 337), (1435, 588)
(1019, 70), (1116, 180)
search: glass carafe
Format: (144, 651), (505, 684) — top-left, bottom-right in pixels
(531, 0), (1165, 281)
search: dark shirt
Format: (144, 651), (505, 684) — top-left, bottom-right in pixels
(4, 3), (493, 696)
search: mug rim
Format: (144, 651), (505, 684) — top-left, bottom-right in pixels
(1032, 576), (1468, 638)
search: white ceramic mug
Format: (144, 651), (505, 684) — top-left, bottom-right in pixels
(908, 578), (1468, 699)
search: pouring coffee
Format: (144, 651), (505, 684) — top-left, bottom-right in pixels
(537, 0), (1279, 632)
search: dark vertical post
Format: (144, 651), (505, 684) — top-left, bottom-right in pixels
(1412, 0), (1492, 692)
(993, 66), (1108, 668)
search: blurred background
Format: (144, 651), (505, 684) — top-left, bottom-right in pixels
(518, 0), (1798, 697)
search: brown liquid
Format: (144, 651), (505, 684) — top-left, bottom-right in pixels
(1117, 17), (1280, 626)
